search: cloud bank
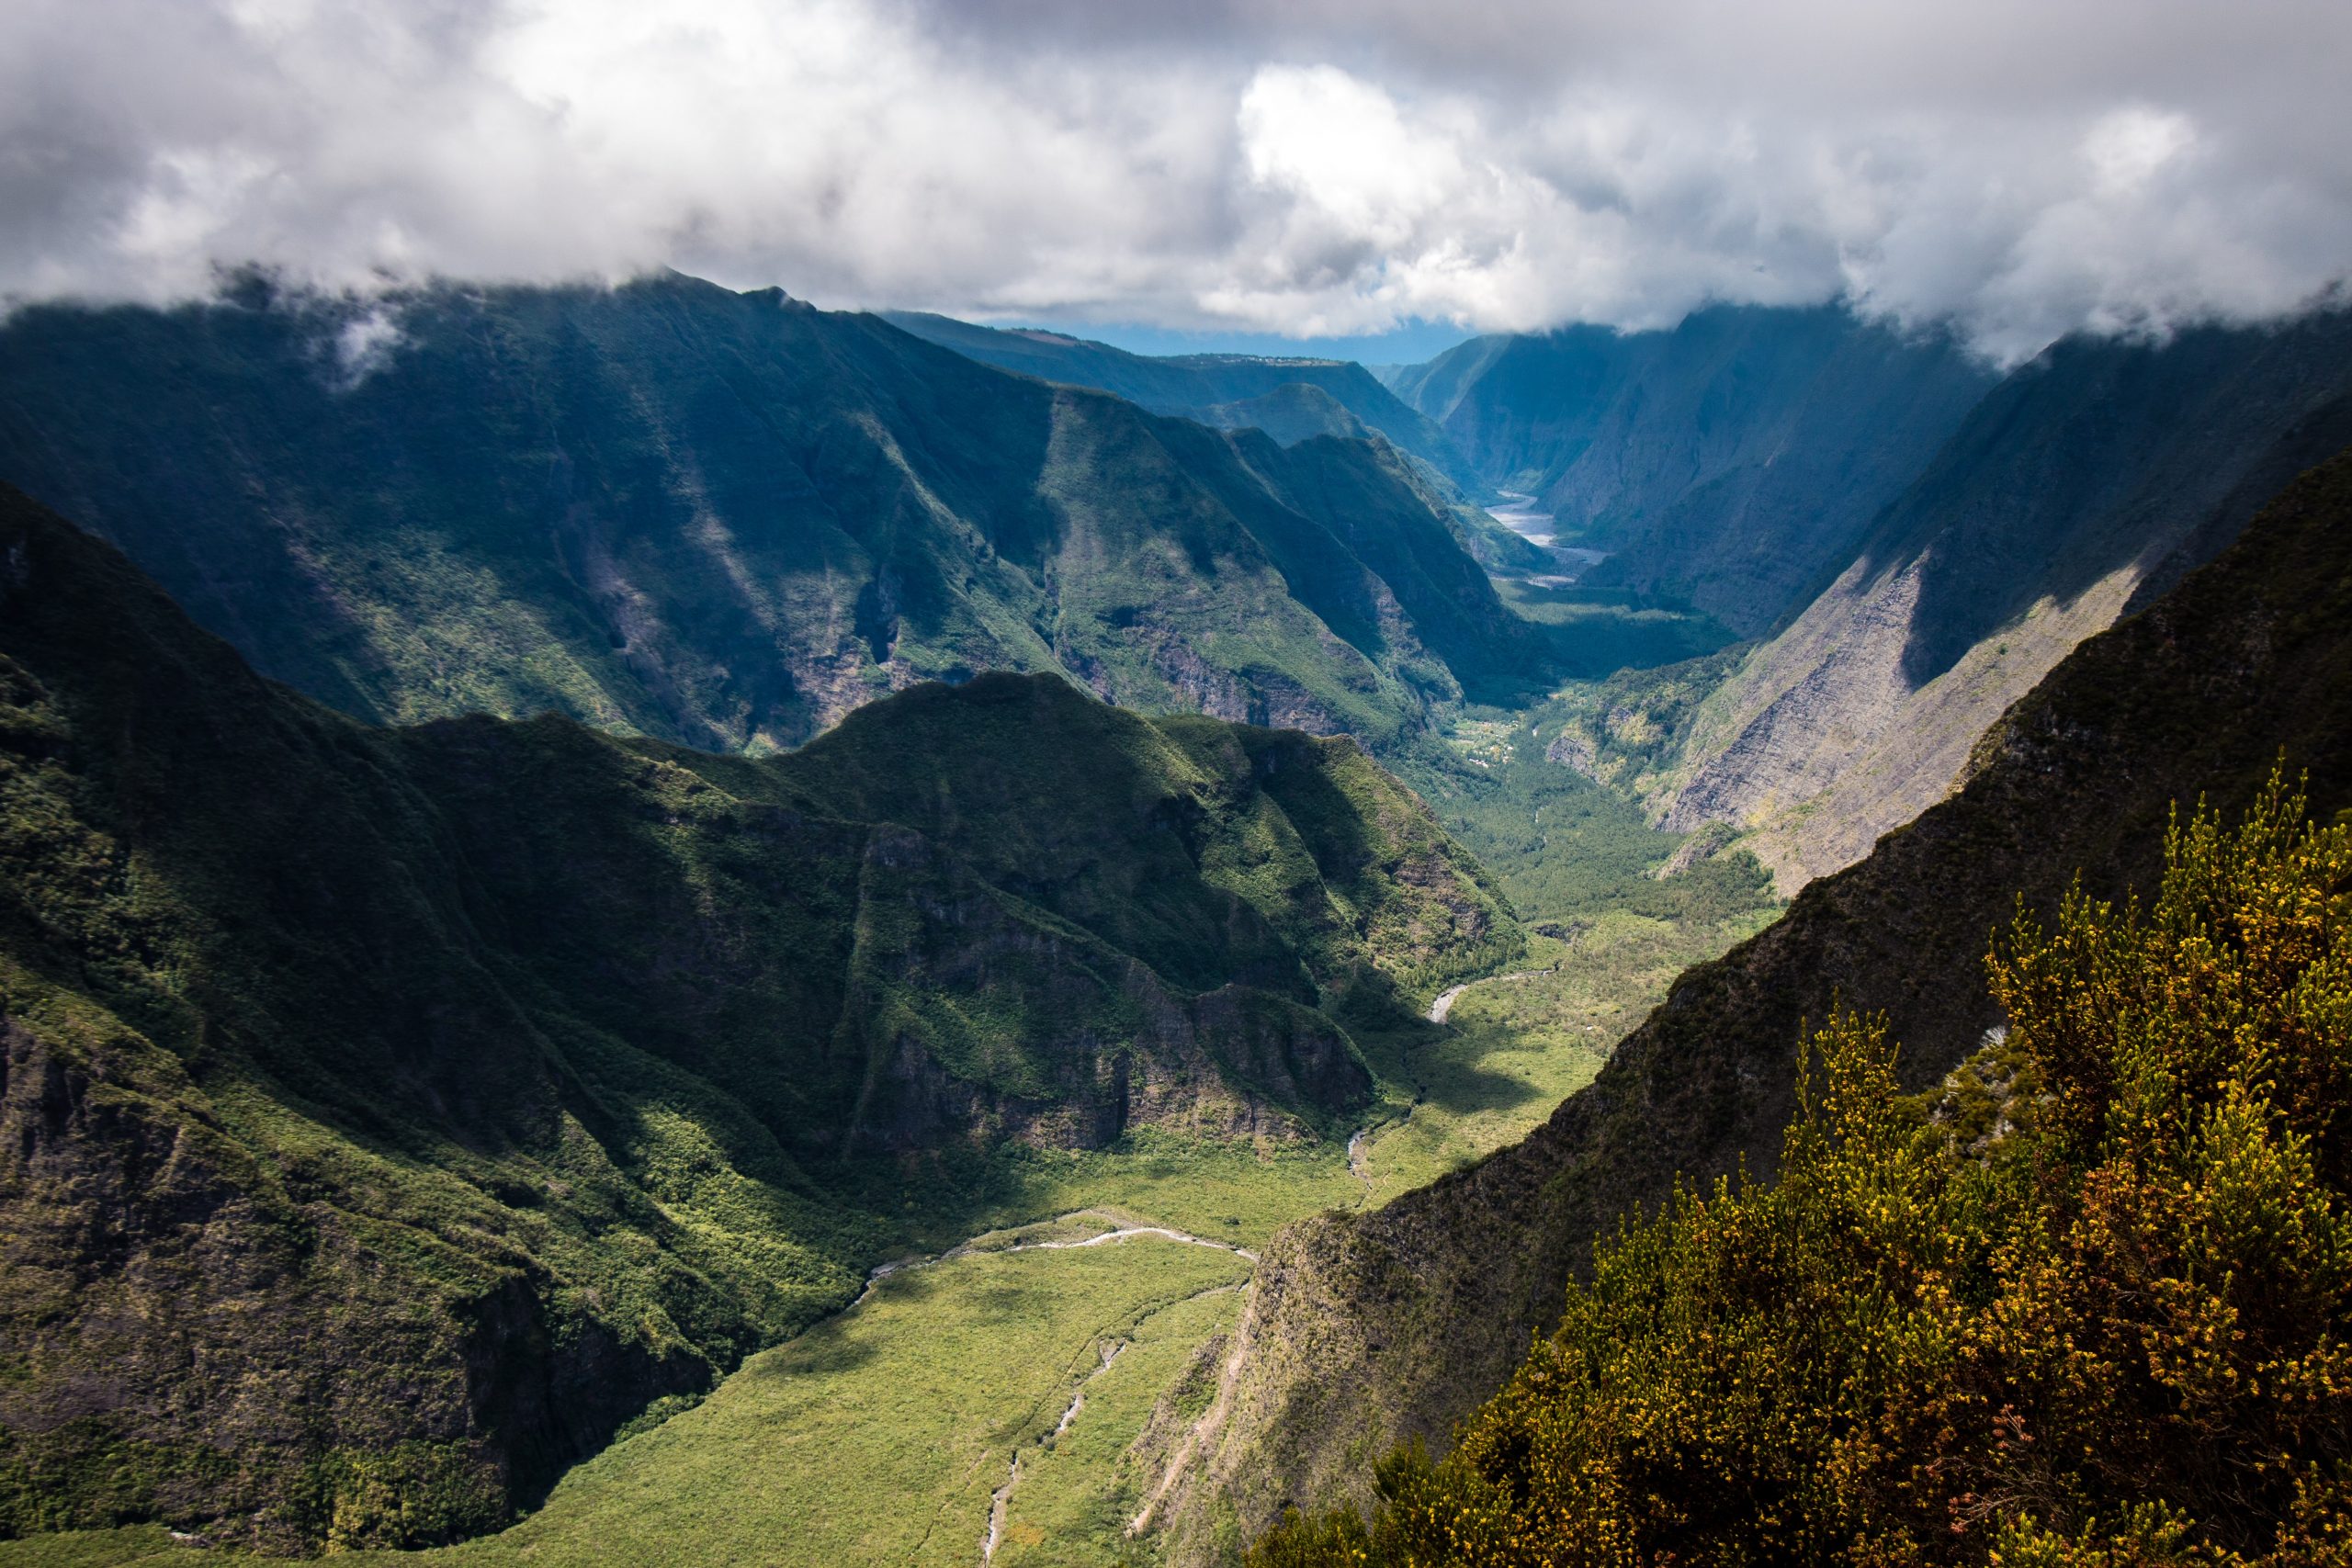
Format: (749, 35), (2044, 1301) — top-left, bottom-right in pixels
(5, 0), (2348, 358)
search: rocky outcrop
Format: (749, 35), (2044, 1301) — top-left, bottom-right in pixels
(1646, 308), (2352, 893)
(1141, 447), (2352, 1561)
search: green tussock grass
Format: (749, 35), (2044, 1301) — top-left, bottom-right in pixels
(0, 1238), (1248, 1568)
(413, 1234), (1249, 1568)
(989, 1284), (1248, 1567)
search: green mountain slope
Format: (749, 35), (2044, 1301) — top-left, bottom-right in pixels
(879, 312), (1480, 494)
(0, 487), (1515, 1551)
(1137, 446), (2352, 1562)
(1191, 383), (1369, 446)
(0, 274), (1541, 756)
(1392, 306), (1997, 636)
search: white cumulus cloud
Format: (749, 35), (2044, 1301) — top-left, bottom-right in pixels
(2, 0), (2347, 360)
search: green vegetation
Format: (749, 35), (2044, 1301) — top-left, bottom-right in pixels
(0, 1229), (1250, 1568)
(1149, 448), (2352, 1563)
(1396, 705), (1778, 937)
(990, 1282), (1247, 1567)
(910, 1139), (1363, 1256)
(1518, 312), (2352, 898)
(1532, 649), (1748, 809)
(1255, 777), (2352, 1566)
(1351, 914), (1763, 1207)
(0, 273), (1544, 755)
(0, 491), (1516, 1553)
(0, 475), (1789, 1566)
(421, 1227), (1251, 1568)
(0, 1530), (187, 1567)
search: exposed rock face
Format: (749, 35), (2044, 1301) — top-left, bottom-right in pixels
(1543, 726), (1600, 777)
(1642, 309), (2352, 893)
(1139, 448), (2352, 1562)
(1657, 550), (2143, 890)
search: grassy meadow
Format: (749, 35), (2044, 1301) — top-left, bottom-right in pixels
(407, 1227), (1251, 1567)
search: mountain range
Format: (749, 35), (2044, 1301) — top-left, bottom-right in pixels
(19, 278), (2347, 914)
(1392, 305), (1999, 637)
(0, 485), (1510, 1551)
(0, 274), (1539, 759)
(878, 311), (1483, 497)
(7, 264), (2352, 1565)
(1527, 308), (2352, 889)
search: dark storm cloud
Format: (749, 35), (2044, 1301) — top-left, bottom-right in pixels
(4, 0), (2347, 359)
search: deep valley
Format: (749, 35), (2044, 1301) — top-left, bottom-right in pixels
(4, 271), (2351, 1568)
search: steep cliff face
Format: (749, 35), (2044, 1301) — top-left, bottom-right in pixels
(1138, 447), (2352, 1561)
(1645, 309), (2352, 891)
(0, 274), (1539, 757)
(1394, 307), (1996, 636)
(0, 489), (1515, 1551)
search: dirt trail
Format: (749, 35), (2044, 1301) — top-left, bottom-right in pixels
(1427, 966), (1556, 1023)
(852, 1217), (1256, 1313)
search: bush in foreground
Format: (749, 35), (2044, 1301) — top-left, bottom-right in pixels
(1254, 773), (2352, 1566)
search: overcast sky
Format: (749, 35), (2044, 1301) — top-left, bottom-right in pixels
(5, 0), (2348, 360)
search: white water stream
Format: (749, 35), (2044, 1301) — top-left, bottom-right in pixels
(852, 1219), (1256, 1314)
(981, 1340), (1128, 1563)
(1486, 489), (1608, 583)
(1487, 489), (1558, 545)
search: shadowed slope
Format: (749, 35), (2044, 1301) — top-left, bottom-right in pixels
(1645, 308), (2352, 890)
(0, 275), (1536, 756)
(1394, 306), (1996, 637)
(1142, 447), (2352, 1561)
(0, 488), (1514, 1551)
(880, 311), (1477, 493)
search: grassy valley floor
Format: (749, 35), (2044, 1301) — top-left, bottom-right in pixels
(425, 1224), (1251, 1567)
